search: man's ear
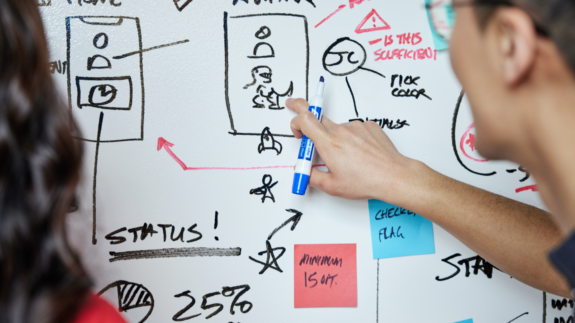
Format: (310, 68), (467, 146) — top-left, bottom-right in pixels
(490, 7), (537, 86)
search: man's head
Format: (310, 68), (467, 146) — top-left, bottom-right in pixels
(449, 0), (575, 161)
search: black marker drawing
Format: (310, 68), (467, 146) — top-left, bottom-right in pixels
(67, 16), (145, 143)
(551, 299), (574, 311)
(92, 112), (104, 244)
(214, 211), (219, 241)
(222, 285), (253, 315)
(173, 0), (193, 11)
(233, 0), (316, 7)
(93, 32), (108, 49)
(249, 240), (286, 274)
(50, 60), (68, 74)
(174, 285), (252, 321)
(97, 280), (154, 323)
(451, 91), (496, 177)
(245, 66), (294, 110)
(544, 292), (547, 323)
(249, 174), (278, 203)
(76, 76), (133, 110)
(224, 12), (309, 137)
(546, 296), (575, 323)
(390, 74), (431, 100)
(507, 312), (529, 322)
(267, 209), (303, 240)
(173, 291), (201, 321)
(349, 117), (410, 130)
(37, 0), (51, 6)
(87, 54), (112, 70)
(113, 39), (190, 60)
(201, 292), (223, 319)
(258, 127), (282, 154)
(106, 223), (202, 244)
(435, 253), (502, 281)
(109, 247), (242, 262)
(248, 42), (275, 59)
(376, 259), (380, 323)
(345, 76), (359, 117)
(323, 38), (367, 77)
(67, 16), (189, 245)
(68, 0), (122, 6)
(254, 83), (293, 110)
(255, 26), (271, 39)
(244, 66), (272, 89)
(68, 16), (188, 142)
(554, 318), (574, 323)
(322, 37), (385, 118)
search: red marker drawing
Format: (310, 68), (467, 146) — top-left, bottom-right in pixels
(158, 137), (325, 171)
(516, 185), (538, 193)
(355, 9), (391, 34)
(460, 123), (489, 162)
(349, 0), (369, 9)
(315, 4), (346, 28)
(369, 38), (382, 45)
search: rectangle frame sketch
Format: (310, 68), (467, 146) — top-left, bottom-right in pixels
(66, 16), (145, 143)
(224, 12), (309, 137)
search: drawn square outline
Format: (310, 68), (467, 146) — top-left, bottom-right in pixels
(223, 12), (309, 138)
(76, 76), (133, 110)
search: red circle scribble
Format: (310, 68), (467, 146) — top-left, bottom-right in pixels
(460, 123), (489, 162)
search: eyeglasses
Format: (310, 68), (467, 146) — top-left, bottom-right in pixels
(425, 0), (549, 44)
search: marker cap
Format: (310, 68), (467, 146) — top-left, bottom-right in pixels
(292, 173), (310, 195)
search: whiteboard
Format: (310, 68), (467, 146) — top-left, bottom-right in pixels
(38, 0), (572, 322)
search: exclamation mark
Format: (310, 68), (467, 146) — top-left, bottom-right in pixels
(372, 16), (376, 28)
(214, 211), (219, 241)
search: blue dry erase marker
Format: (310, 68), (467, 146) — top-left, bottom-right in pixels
(293, 76), (325, 195)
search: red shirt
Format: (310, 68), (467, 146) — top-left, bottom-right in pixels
(72, 293), (126, 323)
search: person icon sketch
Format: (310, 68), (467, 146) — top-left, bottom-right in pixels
(258, 127), (282, 155)
(322, 37), (386, 118)
(250, 174), (278, 203)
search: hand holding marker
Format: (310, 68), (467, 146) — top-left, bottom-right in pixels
(293, 77), (325, 195)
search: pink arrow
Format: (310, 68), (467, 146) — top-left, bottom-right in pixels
(157, 137), (325, 171)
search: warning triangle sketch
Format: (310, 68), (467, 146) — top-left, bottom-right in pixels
(355, 9), (391, 34)
(173, 0), (193, 12)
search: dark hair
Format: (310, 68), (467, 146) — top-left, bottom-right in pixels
(474, 0), (575, 72)
(0, 0), (91, 322)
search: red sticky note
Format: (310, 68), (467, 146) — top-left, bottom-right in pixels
(294, 244), (357, 308)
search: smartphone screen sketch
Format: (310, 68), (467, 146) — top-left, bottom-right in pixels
(67, 16), (144, 142)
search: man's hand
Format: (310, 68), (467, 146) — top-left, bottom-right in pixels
(287, 98), (418, 203)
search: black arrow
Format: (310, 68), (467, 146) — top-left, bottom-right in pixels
(267, 209), (303, 241)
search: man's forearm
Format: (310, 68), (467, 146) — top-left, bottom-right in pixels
(392, 161), (569, 297)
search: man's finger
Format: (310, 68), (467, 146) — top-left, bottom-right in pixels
(321, 115), (337, 132)
(290, 111), (329, 146)
(308, 168), (332, 193)
(286, 98), (310, 114)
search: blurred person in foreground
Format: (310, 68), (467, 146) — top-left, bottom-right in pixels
(0, 0), (125, 322)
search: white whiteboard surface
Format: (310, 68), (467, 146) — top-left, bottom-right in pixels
(38, 0), (572, 322)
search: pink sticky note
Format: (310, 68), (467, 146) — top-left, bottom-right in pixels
(294, 244), (357, 308)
